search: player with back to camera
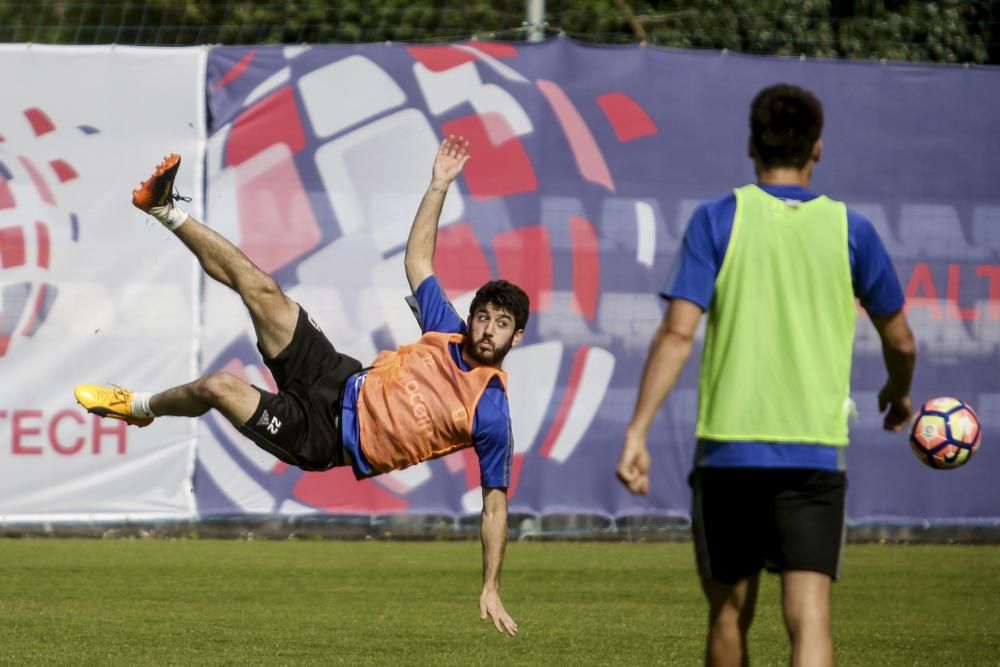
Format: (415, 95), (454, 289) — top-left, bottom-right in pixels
(75, 136), (527, 636)
(616, 84), (917, 666)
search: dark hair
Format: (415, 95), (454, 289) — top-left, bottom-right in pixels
(470, 280), (530, 331)
(750, 84), (824, 170)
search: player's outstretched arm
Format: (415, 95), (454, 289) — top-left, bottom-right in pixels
(617, 298), (703, 495)
(871, 308), (916, 432)
(403, 135), (471, 292)
(479, 486), (518, 636)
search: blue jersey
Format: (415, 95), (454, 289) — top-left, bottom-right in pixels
(341, 276), (514, 487)
(664, 184), (905, 471)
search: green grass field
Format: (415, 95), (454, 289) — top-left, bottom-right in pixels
(0, 539), (996, 665)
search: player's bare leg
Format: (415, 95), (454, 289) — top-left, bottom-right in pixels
(171, 216), (298, 359)
(781, 571), (834, 667)
(77, 371), (261, 427)
(129, 153), (299, 357)
(147, 372), (261, 424)
(75, 153), (296, 427)
(702, 575), (759, 667)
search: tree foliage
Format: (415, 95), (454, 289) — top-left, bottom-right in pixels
(0, 0), (994, 64)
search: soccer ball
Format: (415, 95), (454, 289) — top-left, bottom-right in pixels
(908, 397), (982, 470)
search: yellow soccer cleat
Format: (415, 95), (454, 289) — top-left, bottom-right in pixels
(74, 384), (153, 428)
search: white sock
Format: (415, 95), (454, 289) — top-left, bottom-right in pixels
(131, 392), (156, 419)
(148, 204), (189, 231)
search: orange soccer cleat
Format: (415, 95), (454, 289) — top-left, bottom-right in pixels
(131, 153), (182, 213)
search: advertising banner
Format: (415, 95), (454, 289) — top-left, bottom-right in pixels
(6, 41), (996, 525)
(203, 41), (1000, 523)
(0, 45), (205, 519)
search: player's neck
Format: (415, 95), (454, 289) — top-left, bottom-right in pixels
(756, 164), (813, 188)
(461, 348), (481, 369)
(461, 350), (501, 370)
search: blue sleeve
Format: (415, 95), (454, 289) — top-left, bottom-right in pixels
(847, 210), (905, 317)
(472, 386), (513, 489)
(412, 275), (467, 334)
(660, 197), (733, 310)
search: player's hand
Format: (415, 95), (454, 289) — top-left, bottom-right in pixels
(616, 431), (650, 495)
(878, 384), (912, 432)
(480, 589), (518, 636)
(432, 135), (470, 186)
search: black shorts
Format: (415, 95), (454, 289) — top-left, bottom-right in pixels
(237, 306), (362, 471)
(690, 467), (847, 583)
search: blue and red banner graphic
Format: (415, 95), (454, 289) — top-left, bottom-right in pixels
(197, 40), (1000, 524)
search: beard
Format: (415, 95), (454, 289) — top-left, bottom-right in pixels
(464, 335), (514, 367)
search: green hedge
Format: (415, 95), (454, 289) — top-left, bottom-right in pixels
(0, 0), (994, 64)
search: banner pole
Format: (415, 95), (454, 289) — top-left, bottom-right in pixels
(526, 0), (545, 42)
